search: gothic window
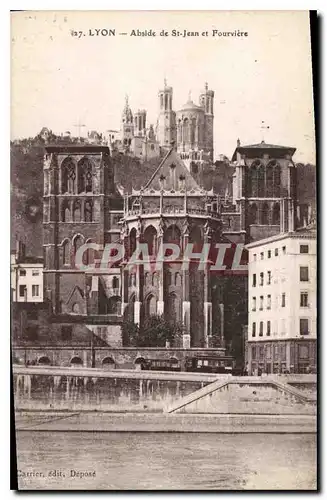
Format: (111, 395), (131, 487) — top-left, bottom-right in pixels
(145, 294), (157, 317)
(266, 162), (274, 197)
(73, 235), (84, 261)
(72, 302), (81, 314)
(73, 200), (81, 222)
(144, 225), (157, 257)
(183, 118), (189, 143)
(249, 162), (259, 197)
(248, 203), (258, 225)
(112, 276), (119, 290)
(84, 200), (93, 222)
(272, 203), (280, 225)
(62, 239), (70, 266)
(78, 158), (93, 193)
(84, 238), (94, 266)
(61, 158), (76, 194)
(273, 164), (281, 197)
(61, 200), (71, 222)
(165, 94), (168, 110)
(129, 228), (137, 257)
(164, 224), (181, 247)
(258, 165), (265, 197)
(190, 118), (196, 144)
(261, 203), (269, 225)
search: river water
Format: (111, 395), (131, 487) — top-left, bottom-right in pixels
(16, 432), (316, 490)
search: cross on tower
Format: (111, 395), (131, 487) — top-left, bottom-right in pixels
(73, 119), (86, 140)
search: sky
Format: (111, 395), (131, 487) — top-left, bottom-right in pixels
(11, 10), (316, 163)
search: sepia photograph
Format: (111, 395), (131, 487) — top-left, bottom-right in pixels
(10, 9), (317, 490)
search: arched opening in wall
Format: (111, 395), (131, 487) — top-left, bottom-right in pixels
(261, 203), (269, 225)
(37, 356), (51, 366)
(144, 225), (157, 257)
(72, 302), (81, 314)
(62, 239), (71, 267)
(190, 118), (196, 144)
(73, 235), (84, 265)
(189, 225), (203, 253)
(145, 294), (157, 318)
(61, 157), (76, 194)
(272, 203), (280, 225)
(273, 164), (281, 197)
(78, 157), (93, 193)
(144, 272), (150, 286)
(183, 118), (189, 143)
(258, 165), (265, 197)
(73, 200), (81, 222)
(70, 356), (83, 366)
(102, 357), (115, 370)
(249, 161), (260, 197)
(266, 162), (274, 197)
(61, 200), (71, 222)
(248, 203), (258, 225)
(129, 228), (137, 258)
(84, 199), (93, 222)
(164, 224), (181, 248)
(108, 296), (121, 315)
(84, 238), (94, 266)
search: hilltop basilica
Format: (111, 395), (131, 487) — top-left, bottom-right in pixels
(109, 81), (215, 177)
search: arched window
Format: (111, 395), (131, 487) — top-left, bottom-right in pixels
(164, 224), (181, 247)
(266, 162), (274, 197)
(70, 356), (83, 366)
(183, 118), (189, 143)
(190, 118), (196, 144)
(73, 200), (81, 222)
(258, 165), (265, 197)
(145, 294), (157, 317)
(273, 164), (281, 197)
(61, 158), (76, 194)
(272, 203), (280, 225)
(144, 272), (150, 286)
(144, 225), (157, 256)
(248, 203), (258, 225)
(129, 228), (137, 257)
(61, 200), (71, 222)
(84, 199), (93, 222)
(73, 235), (84, 258)
(84, 238), (94, 266)
(112, 276), (119, 289)
(249, 163), (259, 197)
(78, 158), (93, 193)
(62, 239), (70, 266)
(261, 203), (269, 225)
(189, 225), (203, 253)
(38, 356), (51, 366)
(108, 296), (121, 314)
(72, 302), (81, 314)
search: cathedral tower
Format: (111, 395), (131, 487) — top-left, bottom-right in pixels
(134, 109), (147, 137)
(157, 80), (176, 147)
(199, 82), (214, 161)
(121, 95), (134, 148)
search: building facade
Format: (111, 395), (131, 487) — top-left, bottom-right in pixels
(11, 241), (43, 303)
(246, 228), (317, 374)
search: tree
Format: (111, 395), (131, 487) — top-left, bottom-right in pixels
(121, 315), (185, 347)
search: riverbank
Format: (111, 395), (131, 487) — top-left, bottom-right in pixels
(15, 411), (316, 434)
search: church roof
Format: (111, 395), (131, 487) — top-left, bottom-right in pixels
(179, 99), (203, 112)
(143, 147), (201, 191)
(231, 141), (296, 161)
